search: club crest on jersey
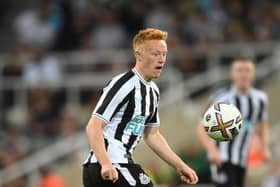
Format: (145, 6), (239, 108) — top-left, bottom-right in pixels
(124, 115), (146, 136)
(139, 173), (150, 185)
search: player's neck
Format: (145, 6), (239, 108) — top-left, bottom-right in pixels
(134, 66), (152, 82)
(234, 85), (251, 94)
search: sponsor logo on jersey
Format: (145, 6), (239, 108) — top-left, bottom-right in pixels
(124, 115), (146, 136)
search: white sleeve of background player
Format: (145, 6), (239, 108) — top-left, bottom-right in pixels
(93, 76), (133, 124)
(199, 89), (228, 125)
(258, 92), (269, 121)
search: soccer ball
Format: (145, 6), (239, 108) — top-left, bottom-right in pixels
(203, 102), (242, 141)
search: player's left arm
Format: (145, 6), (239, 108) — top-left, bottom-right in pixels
(143, 126), (198, 184)
(256, 92), (271, 160)
(257, 120), (271, 160)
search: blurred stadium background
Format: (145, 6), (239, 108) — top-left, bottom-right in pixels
(0, 0), (280, 187)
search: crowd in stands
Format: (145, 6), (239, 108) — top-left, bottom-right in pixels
(1, 0), (280, 186)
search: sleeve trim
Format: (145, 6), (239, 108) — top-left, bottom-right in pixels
(145, 123), (160, 127)
(92, 113), (110, 124)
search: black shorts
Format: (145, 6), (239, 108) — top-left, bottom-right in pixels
(210, 162), (246, 187)
(83, 163), (153, 187)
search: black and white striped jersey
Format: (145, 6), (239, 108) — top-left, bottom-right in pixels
(206, 86), (268, 167)
(84, 68), (160, 164)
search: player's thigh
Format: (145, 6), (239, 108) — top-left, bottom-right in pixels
(219, 163), (245, 187)
(210, 162), (233, 187)
(83, 163), (111, 187)
(115, 164), (153, 187)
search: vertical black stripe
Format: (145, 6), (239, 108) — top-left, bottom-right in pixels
(235, 96), (241, 110)
(154, 89), (159, 102)
(146, 88), (154, 123)
(238, 95), (253, 164)
(126, 82), (147, 153)
(140, 82), (146, 116)
(149, 108), (158, 123)
(247, 96), (253, 120)
(257, 99), (264, 120)
(114, 88), (136, 140)
(109, 89), (134, 121)
(96, 71), (134, 115)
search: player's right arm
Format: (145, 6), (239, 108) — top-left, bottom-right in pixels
(86, 116), (118, 183)
(197, 124), (221, 166)
(196, 90), (225, 166)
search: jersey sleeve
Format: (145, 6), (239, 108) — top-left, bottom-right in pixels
(257, 92), (269, 121)
(146, 107), (160, 126)
(146, 86), (160, 126)
(92, 75), (134, 124)
(199, 89), (228, 125)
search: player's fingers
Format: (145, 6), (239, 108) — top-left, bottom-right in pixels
(187, 170), (198, 184)
(188, 170), (196, 183)
(112, 169), (119, 183)
(102, 169), (114, 181)
(101, 170), (110, 180)
(180, 175), (190, 183)
(192, 171), (199, 184)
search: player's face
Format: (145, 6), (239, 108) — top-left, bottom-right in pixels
(135, 40), (167, 80)
(231, 60), (255, 91)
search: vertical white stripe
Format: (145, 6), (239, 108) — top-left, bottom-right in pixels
(231, 130), (244, 164)
(151, 88), (157, 115)
(145, 86), (150, 117)
(219, 142), (229, 162)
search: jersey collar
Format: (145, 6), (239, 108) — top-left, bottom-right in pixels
(231, 85), (252, 96)
(132, 68), (151, 86)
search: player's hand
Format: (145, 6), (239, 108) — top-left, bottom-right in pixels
(263, 147), (271, 161)
(101, 163), (118, 183)
(176, 164), (199, 184)
(208, 146), (222, 167)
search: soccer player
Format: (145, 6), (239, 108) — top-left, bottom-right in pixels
(197, 57), (271, 187)
(83, 28), (198, 187)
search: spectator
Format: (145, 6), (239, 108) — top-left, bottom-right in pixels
(91, 10), (127, 49)
(0, 127), (30, 168)
(22, 48), (62, 88)
(27, 88), (60, 145)
(13, 0), (59, 50)
(144, 0), (174, 32)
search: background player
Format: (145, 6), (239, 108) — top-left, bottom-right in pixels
(197, 57), (271, 187)
(83, 28), (198, 187)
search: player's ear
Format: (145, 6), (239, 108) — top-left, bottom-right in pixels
(134, 50), (141, 61)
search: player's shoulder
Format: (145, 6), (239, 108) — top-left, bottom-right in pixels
(251, 87), (268, 101)
(210, 86), (231, 99)
(104, 70), (136, 90)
